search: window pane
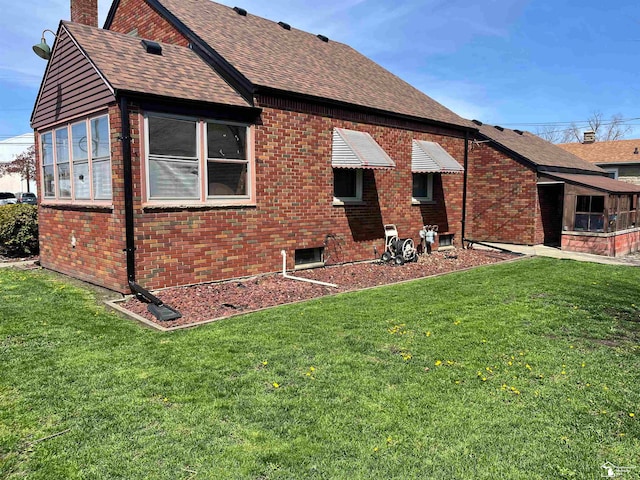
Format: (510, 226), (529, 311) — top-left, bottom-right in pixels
(57, 162), (71, 198)
(91, 116), (110, 159)
(74, 161), (90, 199)
(92, 159), (112, 200)
(72, 122), (89, 162)
(42, 132), (53, 165)
(207, 123), (246, 160)
(55, 128), (69, 163)
(590, 214), (604, 232)
(149, 117), (197, 158)
(576, 196), (590, 213)
(43, 165), (55, 197)
(591, 196), (605, 213)
(413, 173), (431, 198)
(334, 169), (357, 198)
(207, 161), (247, 196)
(149, 158), (199, 199)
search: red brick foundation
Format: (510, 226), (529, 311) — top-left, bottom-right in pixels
(562, 229), (640, 257)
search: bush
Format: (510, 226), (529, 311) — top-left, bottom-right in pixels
(0, 204), (39, 257)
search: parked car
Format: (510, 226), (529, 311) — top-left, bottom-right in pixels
(15, 192), (37, 205)
(0, 192), (17, 205)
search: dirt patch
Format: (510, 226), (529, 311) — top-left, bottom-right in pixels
(119, 248), (519, 329)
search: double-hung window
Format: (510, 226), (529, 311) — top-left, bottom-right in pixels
(146, 114), (252, 203)
(412, 173), (434, 202)
(40, 114), (112, 202)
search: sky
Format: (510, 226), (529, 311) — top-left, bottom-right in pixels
(0, 0), (639, 148)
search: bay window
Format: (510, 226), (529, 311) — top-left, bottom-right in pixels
(145, 114), (252, 203)
(40, 113), (112, 202)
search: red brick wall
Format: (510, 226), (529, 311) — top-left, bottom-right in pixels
(466, 143), (539, 245)
(71, 0), (98, 27)
(108, 0), (189, 45)
(131, 102), (465, 290)
(562, 230), (640, 256)
(37, 104), (129, 292)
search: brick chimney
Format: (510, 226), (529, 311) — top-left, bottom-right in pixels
(71, 0), (98, 27)
(583, 130), (596, 144)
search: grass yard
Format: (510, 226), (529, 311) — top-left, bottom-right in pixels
(1, 258), (639, 479)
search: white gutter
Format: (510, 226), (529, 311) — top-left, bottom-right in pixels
(280, 250), (338, 288)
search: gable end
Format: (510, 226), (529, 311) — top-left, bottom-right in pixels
(31, 26), (115, 130)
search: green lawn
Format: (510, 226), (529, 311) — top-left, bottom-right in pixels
(1, 258), (639, 479)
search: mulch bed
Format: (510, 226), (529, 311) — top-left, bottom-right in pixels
(119, 248), (519, 329)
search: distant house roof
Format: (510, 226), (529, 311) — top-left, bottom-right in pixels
(106, 0), (474, 129)
(558, 139), (640, 165)
(541, 172), (640, 194)
(62, 21), (251, 108)
(475, 123), (605, 174)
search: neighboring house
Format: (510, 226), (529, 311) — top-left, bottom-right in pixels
(31, 0), (472, 293)
(466, 122), (640, 256)
(0, 133), (37, 194)
(558, 138), (640, 184)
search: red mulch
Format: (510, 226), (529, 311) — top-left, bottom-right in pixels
(120, 248), (519, 328)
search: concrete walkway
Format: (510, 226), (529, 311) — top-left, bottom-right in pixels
(477, 242), (640, 266)
(0, 260), (37, 269)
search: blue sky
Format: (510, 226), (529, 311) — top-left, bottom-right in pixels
(1, 0), (638, 144)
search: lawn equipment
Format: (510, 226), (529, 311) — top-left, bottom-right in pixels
(380, 224), (417, 265)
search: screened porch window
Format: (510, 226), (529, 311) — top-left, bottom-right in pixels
(575, 195), (605, 232)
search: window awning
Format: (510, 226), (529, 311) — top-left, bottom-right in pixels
(332, 128), (396, 169)
(412, 140), (464, 173)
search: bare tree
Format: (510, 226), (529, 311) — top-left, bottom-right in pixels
(0, 145), (36, 192)
(536, 112), (633, 143)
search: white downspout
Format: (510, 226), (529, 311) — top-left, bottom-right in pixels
(280, 250), (338, 288)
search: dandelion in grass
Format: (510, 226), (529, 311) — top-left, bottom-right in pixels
(435, 360), (442, 367)
(526, 364), (532, 371)
(453, 320), (461, 326)
(272, 382), (280, 389)
(630, 413), (635, 418)
(425, 331), (431, 337)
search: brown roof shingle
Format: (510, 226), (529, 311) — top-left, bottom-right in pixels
(476, 124), (604, 174)
(543, 172), (640, 194)
(63, 21), (251, 108)
(557, 139), (640, 165)
(150, 0), (474, 128)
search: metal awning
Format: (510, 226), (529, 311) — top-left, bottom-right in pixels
(332, 128), (396, 169)
(412, 140), (464, 173)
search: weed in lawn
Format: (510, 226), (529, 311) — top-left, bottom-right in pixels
(1, 259), (639, 479)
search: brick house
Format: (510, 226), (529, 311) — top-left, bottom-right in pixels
(559, 137), (640, 185)
(31, 0), (473, 293)
(466, 122), (640, 256)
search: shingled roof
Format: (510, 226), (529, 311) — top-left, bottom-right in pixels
(558, 139), (640, 165)
(475, 123), (605, 174)
(114, 0), (473, 129)
(62, 21), (251, 107)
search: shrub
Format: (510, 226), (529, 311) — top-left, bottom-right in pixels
(0, 204), (39, 256)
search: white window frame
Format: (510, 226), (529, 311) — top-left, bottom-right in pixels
(143, 113), (254, 206)
(412, 172), (434, 203)
(39, 113), (112, 204)
(333, 168), (363, 205)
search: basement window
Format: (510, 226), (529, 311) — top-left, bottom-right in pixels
(438, 233), (454, 249)
(294, 247), (324, 269)
(574, 195), (605, 232)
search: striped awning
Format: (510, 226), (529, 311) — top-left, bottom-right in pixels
(332, 128), (396, 169)
(412, 140), (464, 173)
